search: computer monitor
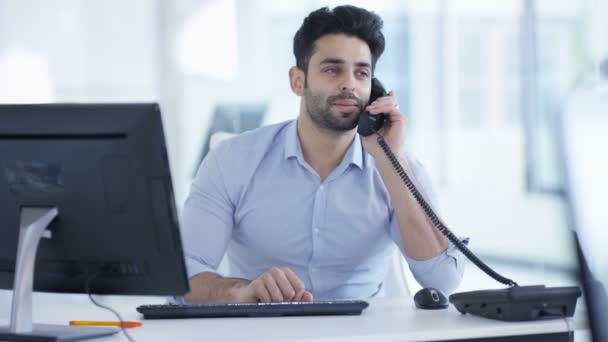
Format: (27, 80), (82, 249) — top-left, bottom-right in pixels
(0, 103), (189, 341)
(560, 85), (608, 342)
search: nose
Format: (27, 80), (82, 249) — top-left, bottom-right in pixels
(340, 73), (356, 93)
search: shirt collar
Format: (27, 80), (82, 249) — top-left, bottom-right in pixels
(283, 120), (301, 160)
(283, 120), (364, 170)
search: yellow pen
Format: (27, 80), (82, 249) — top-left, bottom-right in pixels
(69, 321), (142, 328)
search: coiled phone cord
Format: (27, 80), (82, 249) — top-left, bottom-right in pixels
(375, 132), (519, 287)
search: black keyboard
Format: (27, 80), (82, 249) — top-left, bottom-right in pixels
(136, 300), (369, 319)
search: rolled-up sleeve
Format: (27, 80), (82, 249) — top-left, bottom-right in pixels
(403, 238), (469, 295)
(180, 145), (235, 279)
(389, 154), (468, 295)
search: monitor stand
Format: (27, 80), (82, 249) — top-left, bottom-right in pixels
(0, 207), (119, 342)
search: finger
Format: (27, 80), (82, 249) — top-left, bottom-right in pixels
(372, 95), (395, 103)
(271, 268), (296, 301)
(367, 103), (400, 115)
(370, 92), (396, 104)
(367, 98), (397, 111)
(301, 291), (314, 302)
(262, 272), (284, 301)
(368, 96), (393, 107)
(369, 96), (398, 109)
(281, 268), (305, 297)
(293, 287), (307, 302)
(252, 279), (272, 302)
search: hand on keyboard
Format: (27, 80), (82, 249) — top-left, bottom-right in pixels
(236, 267), (313, 303)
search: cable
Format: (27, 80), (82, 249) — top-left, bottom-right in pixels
(563, 316), (573, 342)
(540, 312), (574, 342)
(374, 131), (519, 287)
(85, 273), (136, 342)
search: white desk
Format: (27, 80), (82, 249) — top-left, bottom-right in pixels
(0, 292), (589, 342)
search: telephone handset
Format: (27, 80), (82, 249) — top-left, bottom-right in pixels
(357, 77), (387, 137)
(361, 79), (581, 321)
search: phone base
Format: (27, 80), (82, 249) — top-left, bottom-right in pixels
(449, 285), (581, 321)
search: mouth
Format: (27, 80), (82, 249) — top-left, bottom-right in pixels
(332, 100), (359, 113)
(332, 104), (358, 113)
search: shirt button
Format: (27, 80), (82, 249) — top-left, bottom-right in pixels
(310, 267), (317, 272)
(313, 228), (320, 234)
(319, 185), (324, 191)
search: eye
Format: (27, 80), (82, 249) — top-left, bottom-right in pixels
(356, 70), (370, 78)
(324, 68), (337, 75)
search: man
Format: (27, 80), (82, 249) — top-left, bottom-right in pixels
(181, 5), (465, 304)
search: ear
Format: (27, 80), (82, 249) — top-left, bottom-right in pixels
(289, 66), (305, 96)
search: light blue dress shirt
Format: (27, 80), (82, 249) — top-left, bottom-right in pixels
(181, 120), (466, 300)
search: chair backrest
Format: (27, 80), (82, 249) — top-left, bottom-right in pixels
(383, 247), (413, 298)
(194, 104), (266, 176)
(209, 131), (238, 151)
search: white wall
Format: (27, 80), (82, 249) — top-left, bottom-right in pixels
(0, 0), (160, 101)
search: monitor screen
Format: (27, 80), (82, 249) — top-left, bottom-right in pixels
(0, 103), (189, 295)
(562, 86), (608, 288)
(561, 84), (608, 341)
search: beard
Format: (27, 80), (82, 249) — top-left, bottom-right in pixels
(304, 87), (366, 132)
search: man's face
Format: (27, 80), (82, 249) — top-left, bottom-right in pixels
(303, 34), (372, 132)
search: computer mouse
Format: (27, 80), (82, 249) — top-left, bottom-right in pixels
(413, 287), (449, 309)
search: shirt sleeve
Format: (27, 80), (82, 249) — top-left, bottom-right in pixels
(180, 145), (235, 279)
(388, 154), (468, 295)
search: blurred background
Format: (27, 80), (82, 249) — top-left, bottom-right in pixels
(1, 0), (606, 308)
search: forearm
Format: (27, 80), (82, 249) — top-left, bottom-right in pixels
(184, 272), (250, 304)
(375, 152), (448, 260)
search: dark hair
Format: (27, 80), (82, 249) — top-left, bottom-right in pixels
(293, 5), (385, 73)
